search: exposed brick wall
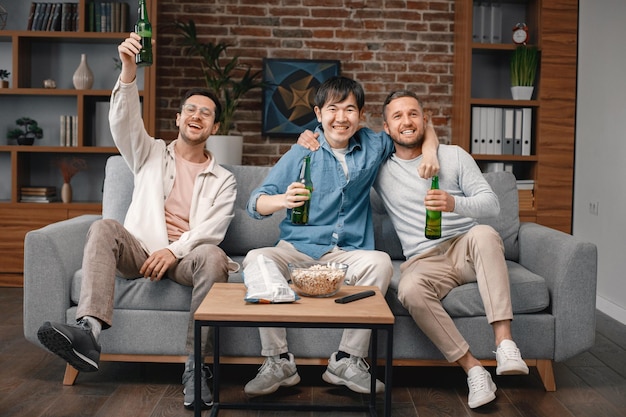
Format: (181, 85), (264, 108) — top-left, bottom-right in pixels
(156, 0), (455, 166)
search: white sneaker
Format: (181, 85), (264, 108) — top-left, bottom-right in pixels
(467, 366), (497, 409)
(495, 339), (529, 375)
(244, 353), (300, 397)
(322, 352), (384, 394)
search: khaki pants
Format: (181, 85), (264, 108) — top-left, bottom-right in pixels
(398, 225), (513, 363)
(242, 240), (393, 358)
(76, 219), (229, 355)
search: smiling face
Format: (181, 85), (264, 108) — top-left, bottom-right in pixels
(175, 94), (220, 145)
(383, 95), (426, 154)
(314, 93), (363, 149)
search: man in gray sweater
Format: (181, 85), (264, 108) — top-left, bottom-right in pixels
(373, 90), (529, 409)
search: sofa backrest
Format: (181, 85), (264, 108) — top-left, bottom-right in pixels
(101, 156), (520, 261)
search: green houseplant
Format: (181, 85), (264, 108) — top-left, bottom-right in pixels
(0, 69), (9, 88)
(7, 117), (43, 145)
(510, 45), (538, 100)
(175, 20), (263, 136)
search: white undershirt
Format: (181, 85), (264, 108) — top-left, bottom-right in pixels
(331, 146), (349, 180)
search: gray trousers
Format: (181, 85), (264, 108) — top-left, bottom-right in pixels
(76, 219), (229, 355)
(242, 240), (394, 358)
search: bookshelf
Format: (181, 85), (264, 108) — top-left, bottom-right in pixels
(452, 0), (578, 233)
(0, 0), (157, 284)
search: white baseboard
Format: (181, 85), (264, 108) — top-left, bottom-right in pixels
(596, 295), (626, 325)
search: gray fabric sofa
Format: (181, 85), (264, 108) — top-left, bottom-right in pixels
(23, 155), (597, 390)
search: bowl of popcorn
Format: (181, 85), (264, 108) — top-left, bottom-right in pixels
(288, 262), (348, 297)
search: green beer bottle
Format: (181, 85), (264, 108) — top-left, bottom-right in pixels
(291, 155), (313, 225)
(135, 0), (153, 67)
(425, 175), (441, 239)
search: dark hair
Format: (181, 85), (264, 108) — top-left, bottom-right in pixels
(180, 88), (222, 123)
(382, 90), (422, 120)
(314, 76), (365, 110)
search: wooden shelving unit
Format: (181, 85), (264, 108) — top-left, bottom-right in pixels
(0, 0), (158, 284)
(452, 0), (578, 233)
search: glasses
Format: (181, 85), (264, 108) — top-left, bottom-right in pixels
(181, 103), (215, 120)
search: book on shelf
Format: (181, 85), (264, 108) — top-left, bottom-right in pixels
(21, 186), (57, 195)
(89, 1), (130, 33)
(472, 1), (502, 44)
(60, 115), (78, 147)
(471, 106), (533, 156)
(20, 186), (57, 203)
(27, 2), (78, 32)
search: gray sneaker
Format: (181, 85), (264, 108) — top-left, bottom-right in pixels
(322, 352), (384, 394)
(182, 362), (213, 410)
(37, 319), (101, 372)
(244, 353), (300, 397)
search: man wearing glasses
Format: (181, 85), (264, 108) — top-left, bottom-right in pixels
(36, 32), (237, 411)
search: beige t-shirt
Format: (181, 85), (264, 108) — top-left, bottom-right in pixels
(165, 153), (211, 242)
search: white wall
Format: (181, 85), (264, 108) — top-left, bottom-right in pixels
(575, 0), (626, 325)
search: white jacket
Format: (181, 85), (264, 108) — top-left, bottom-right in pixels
(109, 79), (237, 264)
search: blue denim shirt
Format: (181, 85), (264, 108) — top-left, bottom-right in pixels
(247, 126), (394, 259)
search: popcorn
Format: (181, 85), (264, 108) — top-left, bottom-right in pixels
(289, 262), (347, 297)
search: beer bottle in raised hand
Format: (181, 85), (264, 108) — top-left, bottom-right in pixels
(425, 175), (441, 239)
(291, 155), (313, 225)
(135, 0), (153, 67)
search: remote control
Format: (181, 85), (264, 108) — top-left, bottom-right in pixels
(334, 290), (376, 304)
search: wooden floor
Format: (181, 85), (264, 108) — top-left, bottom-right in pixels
(1, 286), (625, 417)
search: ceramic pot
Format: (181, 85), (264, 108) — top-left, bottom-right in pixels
(72, 54), (94, 90)
(0, 80), (8, 88)
(61, 182), (72, 203)
(511, 86), (534, 100)
(17, 136), (35, 146)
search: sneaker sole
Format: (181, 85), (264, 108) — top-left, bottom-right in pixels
(468, 390), (496, 409)
(322, 370), (373, 394)
(183, 399), (213, 410)
(496, 365), (529, 376)
(37, 322), (99, 372)
(244, 372), (301, 397)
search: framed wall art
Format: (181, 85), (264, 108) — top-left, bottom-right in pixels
(262, 58), (340, 137)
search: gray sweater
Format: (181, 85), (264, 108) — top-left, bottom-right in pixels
(374, 145), (499, 259)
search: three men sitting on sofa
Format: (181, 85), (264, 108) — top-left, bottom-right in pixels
(33, 34), (529, 412)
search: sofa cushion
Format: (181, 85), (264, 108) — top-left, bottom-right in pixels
(386, 260), (549, 318)
(220, 165), (282, 256)
(479, 172), (520, 261)
(102, 155), (133, 224)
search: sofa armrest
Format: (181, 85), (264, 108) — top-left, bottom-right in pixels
(23, 215), (101, 346)
(517, 222), (598, 361)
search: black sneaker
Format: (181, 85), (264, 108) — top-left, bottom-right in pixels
(37, 319), (101, 372)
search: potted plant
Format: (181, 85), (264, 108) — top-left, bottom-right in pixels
(0, 69), (9, 88)
(175, 20), (264, 165)
(7, 117), (43, 145)
(510, 45), (538, 100)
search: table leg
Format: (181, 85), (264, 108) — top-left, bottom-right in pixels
(370, 328), (378, 414)
(384, 327), (393, 417)
(194, 320), (202, 417)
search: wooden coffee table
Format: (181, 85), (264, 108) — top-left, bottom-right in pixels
(193, 282), (395, 417)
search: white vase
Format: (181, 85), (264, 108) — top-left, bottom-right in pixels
(72, 54), (94, 90)
(511, 86), (534, 100)
(206, 135), (243, 165)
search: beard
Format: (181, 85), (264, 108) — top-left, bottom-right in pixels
(391, 126), (425, 149)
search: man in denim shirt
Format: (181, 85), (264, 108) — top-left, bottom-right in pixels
(242, 76), (439, 397)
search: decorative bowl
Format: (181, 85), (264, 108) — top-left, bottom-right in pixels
(288, 261), (348, 297)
